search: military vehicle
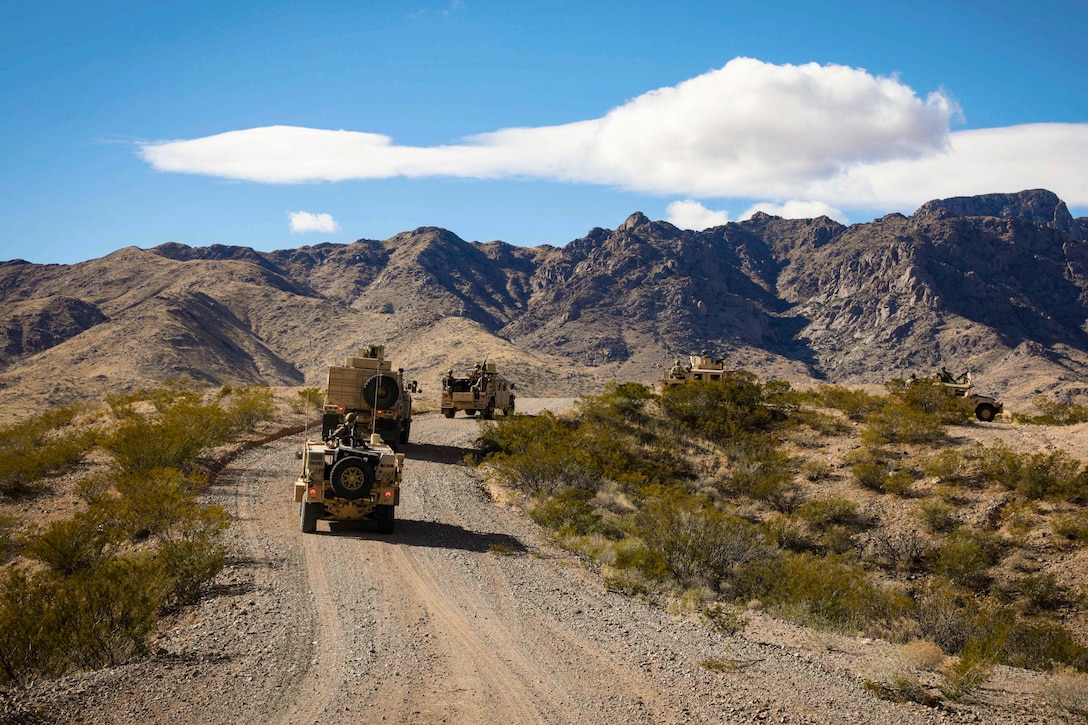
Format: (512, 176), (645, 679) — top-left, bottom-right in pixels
(659, 351), (729, 390)
(935, 372), (1003, 422)
(440, 361), (515, 418)
(321, 344), (417, 448)
(294, 430), (404, 534)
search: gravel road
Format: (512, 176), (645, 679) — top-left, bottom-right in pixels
(7, 402), (1074, 724)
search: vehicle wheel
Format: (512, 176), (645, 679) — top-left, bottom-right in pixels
(503, 405), (514, 416)
(374, 504), (395, 534)
(399, 420), (411, 445)
(443, 408), (455, 419)
(975, 404), (997, 422)
(301, 502), (323, 533)
(329, 456), (374, 500)
(482, 399), (495, 419)
(465, 410), (476, 417)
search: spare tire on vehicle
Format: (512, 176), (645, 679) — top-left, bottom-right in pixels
(363, 374), (400, 409)
(329, 456), (375, 500)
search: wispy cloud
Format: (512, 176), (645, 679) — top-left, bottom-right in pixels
(139, 58), (1088, 211)
(288, 211), (339, 233)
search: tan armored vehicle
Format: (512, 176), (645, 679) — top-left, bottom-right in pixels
(440, 361), (515, 418)
(322, 344), (417, 448)
(934, 369), (1003, 422)
(294, 429), (404, 534)
(659, 351), (729, 390)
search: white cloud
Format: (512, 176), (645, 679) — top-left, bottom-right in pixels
(740, 200), (847, 223)
(138, 58), (1088, 212)
(289, 211), (339, 233)
(666, 200), (729, 230)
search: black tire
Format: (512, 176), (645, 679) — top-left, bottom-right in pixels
(362, 375), (400, 409)
(399, 420), (411, 445)
(443, 408), (456, 419)
(301, 502), (323, 533)
(465, 410), (476, 417)
(329, 456), (374, 500)
(374, 504), (395, 535)
(482, 399), (495, 419)
(975, 404), (997, 422)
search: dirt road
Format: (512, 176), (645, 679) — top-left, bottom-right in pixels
(17, 403), (1069, 724)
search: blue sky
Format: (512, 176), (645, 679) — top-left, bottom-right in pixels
(2, 1), (1086, 265)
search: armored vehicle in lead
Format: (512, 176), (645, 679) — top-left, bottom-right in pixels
(440, 361), (515, 418)
(321, 344), (417, 448)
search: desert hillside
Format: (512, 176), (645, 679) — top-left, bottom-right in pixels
(1, 188), (1086, 421)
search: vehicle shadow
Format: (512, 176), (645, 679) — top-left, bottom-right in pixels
(401, 441), (475, 464)
(322, 518), (528, 555)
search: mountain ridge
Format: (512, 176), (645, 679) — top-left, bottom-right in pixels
(1, 189), (1086, 420)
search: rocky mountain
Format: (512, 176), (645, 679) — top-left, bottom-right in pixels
(1, 189), (1086, 420)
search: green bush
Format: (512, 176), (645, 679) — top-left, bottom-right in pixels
(529, 487), (604, 537)
(22, 508), (123, 576)
(105, 398), (230, 475)
(293, 387), (325, 413)
(0, 407), (96, 497)
(659, 374), (782, 442)
(862, 401), (947, 446)
(221, 385), (276, 432)
(814, 384), (886, 421)
(736, 551), (910, 632)
(928, 529), (1002, 591)
(885, 378), (970, 424)
(796, 496), (868, 531)
(974, 442), (1088, 501)
(632, 487), (767, 588)
(916, 498), (959, 533)
(723, 441), (796, 506)
(1016, 395), (1088, 425)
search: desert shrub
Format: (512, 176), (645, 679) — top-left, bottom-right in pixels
(974, 442), (1087, 501)
(1052, 511), (1088, 545)
(722, 440), (796, 506)
(293, 387), (325, 413)
(861, 401), (947, 446)
(851, 459), (889, 492)
(916, 498), (960, 533)
(105, 397), (230, 475)
(0, 556), (165, 685)
(814, 384), (885, 421)
(0, 407), (96, 497)
(156, 534), (228, 607)
(659, 374), (782, 442)
(736, 551), (910, 632)
(112, 468), (208, 540)
(530, 487), (604, 537)
(632, 487), (768, 588)
(22, 507), (123, 576)
(1001, 572), (1067, 614)
(578, 381), (655, 428)
(1016, 395), (1088, 425)
(921, 449), (972, 486)
(885, 378), (970, 424)
(221, 385), (276, 431)
(869, 530), (927, 573)
(914, 579), (981, 653)
(51, 555), (165, 671)
(928, 529), (1002, 591)
(800, 460), (833, 481)
(796, 496), (868, 531)
(0, 515), (16, 563)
